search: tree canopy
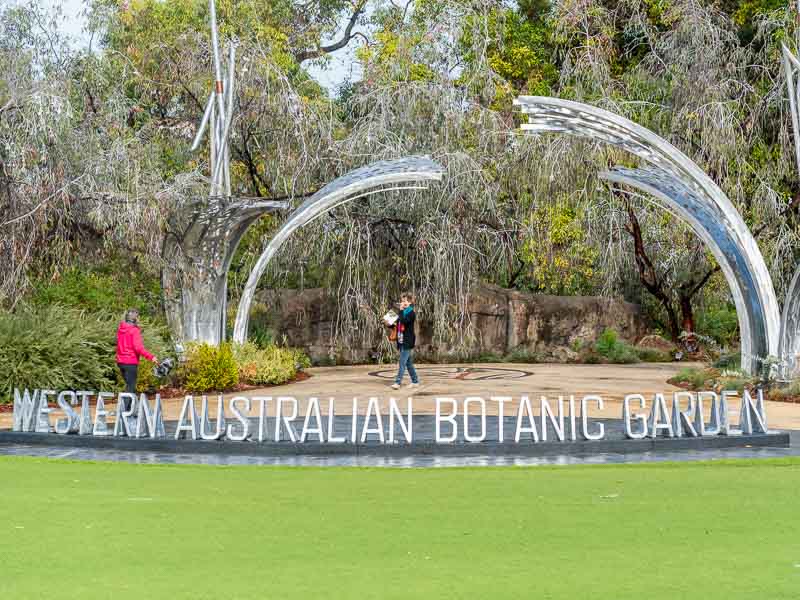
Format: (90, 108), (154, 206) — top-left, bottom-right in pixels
(1, 0), (798, 354)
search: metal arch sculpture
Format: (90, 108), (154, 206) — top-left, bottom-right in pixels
(601, 167), (770, 371)
(162, 196), (289, 347)
(514, 96), (781, 374)
(779, 268), (800, 378)
(779, 25), (800, 378)
(231, 156), (445, 344)
(163, 2), (447, 348)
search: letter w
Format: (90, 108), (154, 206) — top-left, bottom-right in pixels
(13, 389), (40, 432)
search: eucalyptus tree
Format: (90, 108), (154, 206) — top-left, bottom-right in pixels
(0, 2), (174, 307)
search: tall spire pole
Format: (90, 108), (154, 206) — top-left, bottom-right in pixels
(191, 0), (236, 198)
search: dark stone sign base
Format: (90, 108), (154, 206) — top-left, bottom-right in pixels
(0, 416), (790, 459)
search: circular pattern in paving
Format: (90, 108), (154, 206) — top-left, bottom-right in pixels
(368, 366), (534, 381)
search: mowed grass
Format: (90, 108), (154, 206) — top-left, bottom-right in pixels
(1, 457), (799, 599)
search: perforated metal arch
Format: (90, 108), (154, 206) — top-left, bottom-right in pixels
(232, 156), (445, 343)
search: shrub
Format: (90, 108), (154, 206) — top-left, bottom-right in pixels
(697, 305), (739, 348)
(718, 376), (754, 393)
(30, 263), (162, 320)
(503, 348), (544, 363)
(635, 347), (672, 363)
(0, 304), (170, 403)
(768, 379), (800, 402)
(668, 367), (731, 390)
(670, 367), (710, 390)
(713, 353), (741, 370)
(179, 342), (239, 393)
(232, 342), (309, 386)
(594, 329), (640, 364)
(475, 351), (504, 363)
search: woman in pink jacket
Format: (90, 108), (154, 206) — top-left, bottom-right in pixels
(116, 309), (158, 411)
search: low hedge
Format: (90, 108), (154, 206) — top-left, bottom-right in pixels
(0, 304), (170, 403)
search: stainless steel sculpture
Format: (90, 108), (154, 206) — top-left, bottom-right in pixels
(163, 0), (445, 348)
(162, 196), (288, 346)
(514, 96), (781, 374)
(779, 268), (800, 377)
(192, 0), (235, 198)
(232, 156), (445, 343)
(162, 0), (293, 347)
(779, 7), (800, 378)
(602, 166), (771, 375)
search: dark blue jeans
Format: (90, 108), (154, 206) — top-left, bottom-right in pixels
(395, 348), (419, 385)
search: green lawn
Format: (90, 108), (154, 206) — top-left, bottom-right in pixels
(1, 457), (799, 599)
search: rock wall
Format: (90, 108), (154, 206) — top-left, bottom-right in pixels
(253, 284), (649, 363)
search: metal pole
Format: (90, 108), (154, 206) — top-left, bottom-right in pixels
(191, 92), (215, 152)
(209, 103), (217, 196)
(224, 44), (235, 196)
(213, 44), (236, 193)
(208, 0), (227, 135)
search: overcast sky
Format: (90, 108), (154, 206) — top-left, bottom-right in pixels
(24, 0), (358, 92)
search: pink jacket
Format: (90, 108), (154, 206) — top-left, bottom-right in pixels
(116, 322), (154, 365)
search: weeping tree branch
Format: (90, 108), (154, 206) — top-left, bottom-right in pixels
(294, 1), (369, 63)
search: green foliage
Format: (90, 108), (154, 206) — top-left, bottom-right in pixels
(697, 305), (739, 348)
(713, 352), (741, 370)
(670, 367), (714, 390)
(503, 348), (545, 363)
(232, 341), (309, 386)
(733, 0), (787, 43)
(519, 202), (598, 295)
(634, 347), (672, 363)
(460, 2), (557, 105)
(0, 305), (170, 403)
(179, 342), (239, 393)
(29, 263), (163, 321)
(593, 329), (640, 364)
(768, 379), (800, 402)
(667, 366), (756, 393)
(474, 351), (505, 363)
(718, 376), (753, 393)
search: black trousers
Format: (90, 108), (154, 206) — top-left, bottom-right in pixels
(118, 363), (138, 412)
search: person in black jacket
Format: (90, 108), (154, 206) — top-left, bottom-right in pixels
(392, 292), (419, 390)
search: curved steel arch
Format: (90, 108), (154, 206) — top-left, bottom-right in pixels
(779, 268), (800, 378)
(779, 40), (800, 379)
(162, 196), (288, 347)
(514, 96), (780, 374)
(602, 167), (769, 373)
(232, 156), (445, 343)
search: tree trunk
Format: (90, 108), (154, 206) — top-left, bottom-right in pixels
(623, 202), (682, 342)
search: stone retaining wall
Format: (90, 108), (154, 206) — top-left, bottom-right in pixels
(253, 284), (648, 363)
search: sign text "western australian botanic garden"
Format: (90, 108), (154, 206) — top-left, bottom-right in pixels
(12, 390), (770, 443)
